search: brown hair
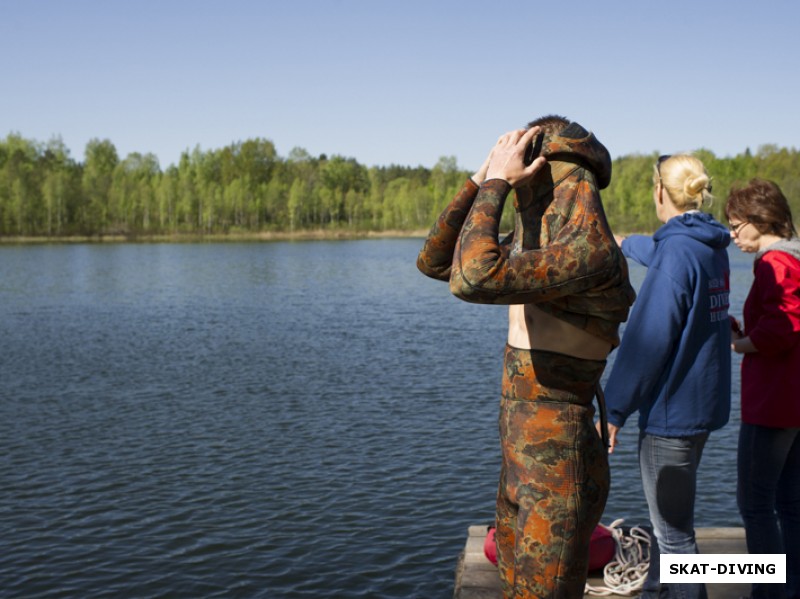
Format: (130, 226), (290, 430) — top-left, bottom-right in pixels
(527, 114), (569, 135)
(725, 178), (796, 239)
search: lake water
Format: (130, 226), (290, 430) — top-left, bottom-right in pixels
(0, 239), (753, 598)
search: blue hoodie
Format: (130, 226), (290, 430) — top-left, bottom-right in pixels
(605, 212), (732, 436)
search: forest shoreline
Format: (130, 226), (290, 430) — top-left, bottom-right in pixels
(4, 133), (798, 240)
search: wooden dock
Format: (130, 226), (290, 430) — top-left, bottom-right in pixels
(454, 524), (748, 599)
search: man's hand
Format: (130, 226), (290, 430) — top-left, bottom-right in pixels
(471, 150), (493, 186)
(485, 127), (547, 187)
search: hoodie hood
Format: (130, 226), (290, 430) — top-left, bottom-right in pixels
(540, 122), (612, 189)
(653, 211), (731, 249)
(757, 236), (800, 263)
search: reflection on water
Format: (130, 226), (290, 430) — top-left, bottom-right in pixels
(0, 241), (753, 598)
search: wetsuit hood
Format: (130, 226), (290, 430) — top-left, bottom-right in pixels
(540, 122), (612, 190)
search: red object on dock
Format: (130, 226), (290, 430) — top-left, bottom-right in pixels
(482, 525), (615, 570)
(483, 527), (497, 565)
(588, 525), (615, 571)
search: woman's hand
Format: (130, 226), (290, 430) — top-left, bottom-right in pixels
(596, 421), (621, 454)
(729, 316), (758, 353)
(729, 315), (743, 339)
(732, 336), (758, 354)
(485, 127), (547, 187)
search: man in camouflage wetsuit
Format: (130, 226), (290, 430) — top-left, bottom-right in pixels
(417, 116), (634, 598)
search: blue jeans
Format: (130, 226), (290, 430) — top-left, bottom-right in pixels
(738, 423), (800, 599)
(639, 432), (709, 599)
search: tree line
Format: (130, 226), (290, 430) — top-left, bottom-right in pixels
(1, 133), (798, 238)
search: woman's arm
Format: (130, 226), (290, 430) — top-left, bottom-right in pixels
(604, 263), (690, 426)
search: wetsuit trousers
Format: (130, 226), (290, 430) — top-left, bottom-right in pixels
(495, 345), (609, 599)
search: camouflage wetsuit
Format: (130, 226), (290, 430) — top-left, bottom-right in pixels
(417, 123), (634, 598)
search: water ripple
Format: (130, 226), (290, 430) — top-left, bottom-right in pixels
(0, 241), (751, 598)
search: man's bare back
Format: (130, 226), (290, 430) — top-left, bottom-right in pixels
(508, 304), (611, 360)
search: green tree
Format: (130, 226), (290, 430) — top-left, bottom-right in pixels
(320, 156), (369, 225)
(40, 137), (81, 236)
(82, 139), (119, 234)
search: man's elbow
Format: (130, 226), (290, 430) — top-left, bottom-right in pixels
(448, 262), (501, 303)
(449, 277), (485, 303)
(416, 255), (451, 281)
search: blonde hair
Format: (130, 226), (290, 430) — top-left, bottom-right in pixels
(654, 154), (713, 211)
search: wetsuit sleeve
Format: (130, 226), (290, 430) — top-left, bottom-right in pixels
(449, 178), (619, 305)
(621, 235), (656, 267)
(747, 253), (800, 356)
(416, 178), (480, 281)
(604, 265), (691, 427)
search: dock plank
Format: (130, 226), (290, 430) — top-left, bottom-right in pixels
(454, 525), (748, 599)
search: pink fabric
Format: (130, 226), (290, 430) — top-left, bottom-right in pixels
(484, 527), (498, 565)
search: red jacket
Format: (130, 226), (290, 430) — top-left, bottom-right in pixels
(742, 248), (800, 427)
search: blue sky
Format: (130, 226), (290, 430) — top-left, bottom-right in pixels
(1, 0), (798, 171)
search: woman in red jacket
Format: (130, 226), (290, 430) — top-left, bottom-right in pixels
(726, 178), (800, 599)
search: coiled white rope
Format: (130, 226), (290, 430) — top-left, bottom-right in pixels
(584, 519), (652, 596)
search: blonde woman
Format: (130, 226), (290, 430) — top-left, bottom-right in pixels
(601, 154), (732, 599)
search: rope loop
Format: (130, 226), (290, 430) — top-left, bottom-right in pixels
(584, 519), (652, 596)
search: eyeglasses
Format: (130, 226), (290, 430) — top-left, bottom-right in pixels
(730, 221), (750, 236)
(655, 155), (672, 186)
(655, 154), (671, 179)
